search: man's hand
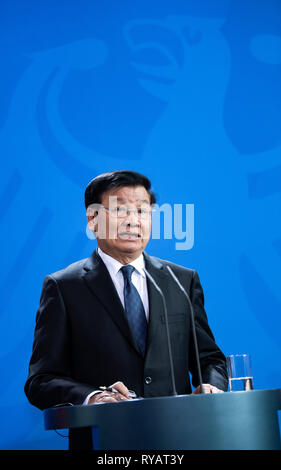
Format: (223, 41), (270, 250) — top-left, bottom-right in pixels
(192, 383), (224, 394)
(88, 381), (132, 404)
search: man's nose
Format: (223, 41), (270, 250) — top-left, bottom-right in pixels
(124, 209), (140, 225)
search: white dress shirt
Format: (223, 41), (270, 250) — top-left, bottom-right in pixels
(97, 247), (149, 320)
(83, 247), (149, 404)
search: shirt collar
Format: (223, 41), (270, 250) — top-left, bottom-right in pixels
(97, 247), (145, 278)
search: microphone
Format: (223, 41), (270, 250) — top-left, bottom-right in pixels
(143, 268), (177, 396)
(165, 265), (204, 394)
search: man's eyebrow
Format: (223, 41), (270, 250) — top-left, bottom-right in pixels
(115, 197), (150, 204)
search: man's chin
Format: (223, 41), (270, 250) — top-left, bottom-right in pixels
(117, 238), (143, 251)
(97, 236), (150, 258)
(115, 236), (150, 254)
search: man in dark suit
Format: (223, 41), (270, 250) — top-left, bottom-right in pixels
(25, 170), (228, 445)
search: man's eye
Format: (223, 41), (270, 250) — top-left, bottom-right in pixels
(116, 207), (126, 216)
(139, 208), (151, 215)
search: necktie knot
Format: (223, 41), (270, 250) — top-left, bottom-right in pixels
(120, 265), (135, 283)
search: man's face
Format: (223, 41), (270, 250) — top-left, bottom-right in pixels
(88, 185), (152, 261)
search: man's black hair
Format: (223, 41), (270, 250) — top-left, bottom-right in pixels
(84, 170), (156, 209)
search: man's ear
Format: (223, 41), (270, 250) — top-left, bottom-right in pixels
(86, 206), (99, 234)
(87, 213), (98, 232)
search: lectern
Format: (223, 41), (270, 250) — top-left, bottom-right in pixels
(44, 389), (281, 450)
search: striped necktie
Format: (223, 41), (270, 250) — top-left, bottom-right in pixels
(120, 265), (147, 356)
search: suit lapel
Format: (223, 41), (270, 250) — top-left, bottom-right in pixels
(82, 249), (171, 357)
(82, 249), (141, 355)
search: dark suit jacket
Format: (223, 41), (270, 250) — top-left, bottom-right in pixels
(25, 249), (228, 410)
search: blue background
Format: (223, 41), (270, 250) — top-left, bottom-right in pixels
(0, 0), (280, 449)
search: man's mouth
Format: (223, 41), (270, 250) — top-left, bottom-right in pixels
(118, 232), (141, 239)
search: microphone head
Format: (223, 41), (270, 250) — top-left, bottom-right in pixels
(143, 267), (162, 294)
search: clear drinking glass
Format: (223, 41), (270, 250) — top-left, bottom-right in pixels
(227, 354), (254, 391)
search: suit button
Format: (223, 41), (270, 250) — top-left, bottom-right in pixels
(145, 376), (152, 385)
